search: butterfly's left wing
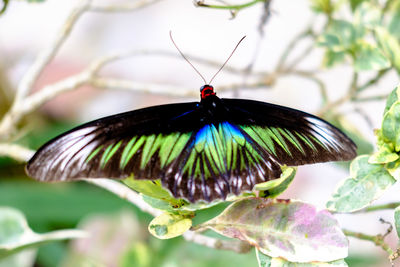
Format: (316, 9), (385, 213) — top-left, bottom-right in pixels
(26, 102), (202, 181)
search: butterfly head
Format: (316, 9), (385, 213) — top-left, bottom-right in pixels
(200, 85), (216, 99)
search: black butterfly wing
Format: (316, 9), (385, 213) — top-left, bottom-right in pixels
(221, 98), (357, 165)
(26, 102), (202, 181)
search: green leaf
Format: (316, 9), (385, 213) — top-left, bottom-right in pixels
(148, 212), (192, 239)
(349, 0), (367, 11)
(354, 42), (390, 71)
(386, 159), (400, 181)
(310, 0), (335, 14)
(256, 167), (297, 198)
(382, 101), (400, 151)
(375, 27), (400, 73)
(369, 149), (398, 164)
(318, 20), (357, 50)
(123, 178), (184, 207)
(318, 34), (341, 50)
(256, 250), (348, 267)
(322, 50), (347, 68)
(384, 86), (400, 114)
(326, 155), (396, 212)
(255, 167), (295, 190)
(256, 249), (272, 267)
(200, 198), (348, 262)
(369, 131), (399, 164)
(389, 7), (400, 39)
(141, 195), (180, 213)
(0, 207), (86, 259)
(353, 2), (381, 29)
(123, 178), (172, 200)
(394, 206), (400, 239)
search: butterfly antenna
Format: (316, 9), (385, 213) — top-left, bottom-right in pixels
(208, 35), (246, 85)
(170, 31), (207, 84)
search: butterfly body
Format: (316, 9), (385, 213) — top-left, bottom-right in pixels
(26, 85), (356, 202)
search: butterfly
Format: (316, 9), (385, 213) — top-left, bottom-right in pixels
(26, 35), (357, 203)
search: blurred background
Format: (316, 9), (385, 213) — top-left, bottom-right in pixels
(0, 0), (399, 266)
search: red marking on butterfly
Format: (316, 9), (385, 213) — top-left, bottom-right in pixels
(200, 85), (216, 99)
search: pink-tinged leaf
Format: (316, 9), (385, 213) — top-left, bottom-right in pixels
(200, 198), (348, 263)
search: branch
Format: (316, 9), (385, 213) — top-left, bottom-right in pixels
(354, 94), (389, 102)
(318, 71), (358, 116)
(14, 0), (91, 104)
(361, 202), (400, 212)
(0, 143), (34, 162)
(0, 0), (91, 139)
(275, 26), (314, 72)
(195, 0), (263, 10)
(89, 0), (162, 12)
(343, 229), (393, 255)
(90, 78), (197, 97)
(285, 70), (328, 105)
(82, 178), (162, 217)
(357, 69), (390, 93)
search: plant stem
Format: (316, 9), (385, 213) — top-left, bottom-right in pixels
(357, 69), (390, 92)
(318, 71), (358, 116)
(195, 0), (263, 10)
(275, 27), (313, 72)
(0, 0), (9, 15)
(354, 94), (389, 102)
(343, 229), (393, 255)
(363, 202), (400, 212)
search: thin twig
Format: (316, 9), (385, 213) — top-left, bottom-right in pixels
(354, 94), (390, 102)
(91, 78), (197, 97)
(195, 0), (263, 10)
(318, 71), (358, 116)
(357, 69), (390, 92)
(0, 0), (92, 139)
(275, 27), (314, 72)
(14, 0), (91, 104)
(0, 143), (34, 162)
(83, 179), (162, 217)
(343, 229), (393, 255)
(286, 70), (328, 105)
(361, 202), (400, 213)
(284, 42), (315, 72)
(89, 0), (162, 12)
